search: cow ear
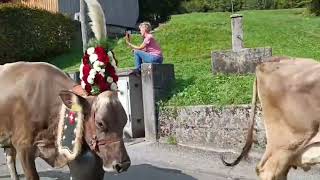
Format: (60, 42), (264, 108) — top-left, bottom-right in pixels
(59, 90), (86, 111)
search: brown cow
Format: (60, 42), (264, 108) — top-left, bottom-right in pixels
(0, 62), (130, 180)
(221, 57), (320, 180)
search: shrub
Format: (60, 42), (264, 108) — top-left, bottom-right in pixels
(0, 4), (76, 63)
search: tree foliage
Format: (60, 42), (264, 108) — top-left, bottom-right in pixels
(138, 0), (184, 26)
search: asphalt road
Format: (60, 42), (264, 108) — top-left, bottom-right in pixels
(0, 140), (320, 180)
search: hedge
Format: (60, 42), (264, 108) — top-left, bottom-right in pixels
(0, 4), (76, 63)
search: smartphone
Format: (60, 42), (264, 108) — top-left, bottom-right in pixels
(125, 30), (132, 38)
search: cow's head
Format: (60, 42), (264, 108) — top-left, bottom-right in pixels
(59, 90), (130, 173)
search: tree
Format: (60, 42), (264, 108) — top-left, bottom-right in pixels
(308, 0), (320, 16)
(138, 0), (184, 26)
(0, 0), (12, 3)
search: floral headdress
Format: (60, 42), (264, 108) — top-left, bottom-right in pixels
(79, 46), (118, 95)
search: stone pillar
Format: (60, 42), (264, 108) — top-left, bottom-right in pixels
(141, 63), (175, 142)
(231, 14), (244, 52)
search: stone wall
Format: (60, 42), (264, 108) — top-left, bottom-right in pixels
(159, 105), (266, 153)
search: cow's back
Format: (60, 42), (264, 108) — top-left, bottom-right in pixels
(256, 58), (320, 148)
(0, 62), (75, 147)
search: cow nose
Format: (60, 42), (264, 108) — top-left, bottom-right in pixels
(113, 161), (131, 173)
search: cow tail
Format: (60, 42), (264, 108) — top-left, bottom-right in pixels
(220, 77), (258, 166)
(84, 0), (107, 41)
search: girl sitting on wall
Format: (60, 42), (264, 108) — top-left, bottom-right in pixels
(125, 22), (163, 75)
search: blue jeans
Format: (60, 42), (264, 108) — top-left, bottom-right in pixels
(134, 50), (163, 71)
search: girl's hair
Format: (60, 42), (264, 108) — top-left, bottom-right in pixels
(139, 22), (152, 32)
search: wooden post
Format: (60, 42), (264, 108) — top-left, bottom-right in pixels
(231, 14), (244, 52)
(80, 0), (88, 53)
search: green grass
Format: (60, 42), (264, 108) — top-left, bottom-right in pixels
(167, 135), (178, 145)
(49, 8), (320, 106)
(48, 30), (83, 73)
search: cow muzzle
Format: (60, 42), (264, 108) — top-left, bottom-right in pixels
(103, 160), (131, 173)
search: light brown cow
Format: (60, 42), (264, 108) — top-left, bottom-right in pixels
(221, 56), (320, 180)
(0, 62), (130, 180)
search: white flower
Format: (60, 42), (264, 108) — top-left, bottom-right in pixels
(110, 82), (118, 91)
(100, 69), (105, 73)
(87, 76), (94, 84)
(93, 61), (102, 72)
(89, 73), (96, 80)
(87, 47), (95, 55)
(89, 53), (98, 63)
(79, 63), (84, 72)
(88, 70), (96, 85)
(89, 69), (97, 76)
(107, 51), (113, 58)
(81, 81), (86, 89)
(111, 60), (117, 68)
(107, 76), (113, 83)
(79, 64), (84, 79)
(107, 51), (117, 69)
(99, 72), (105, 77)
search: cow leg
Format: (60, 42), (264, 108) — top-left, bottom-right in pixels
(17, 147), (39, 180)
(257, 150), (292, 180)
(4, 148), (19, 180)
(256, 148), (272, 175)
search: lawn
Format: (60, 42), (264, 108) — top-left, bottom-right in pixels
(49, 8), (320, 106)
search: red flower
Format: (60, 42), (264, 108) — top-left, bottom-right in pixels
(112, 74), (119, 82)
(100, 81), (108, 92)
(105, 64), (115, 76)
(94, 74), (108, 91)
(95, 47), (109, 64)
(85, 84), (92, 94)
(101, 55), (110, 65)
(82, 64), (90, 76)
(94, 73), (104, 84)
(80, 46), (119, 95)
(82, 64), (91, 82)
(82, 53), (89, 64)
(104, 63), (118, 82)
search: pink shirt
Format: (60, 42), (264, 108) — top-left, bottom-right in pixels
(143, 34), (163, 57)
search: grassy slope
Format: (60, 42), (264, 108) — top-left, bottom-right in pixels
(50, 9), (320, 106)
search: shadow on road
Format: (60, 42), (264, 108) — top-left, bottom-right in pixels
(0, 164), (196, 180)
(0, 171), (69, 180)
(105, 164), (197, 180)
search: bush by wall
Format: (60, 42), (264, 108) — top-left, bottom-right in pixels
(0, 4), (76, 63)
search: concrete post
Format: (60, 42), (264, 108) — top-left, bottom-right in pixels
(141, 63), (175, 142)
(231, 14), (244, 52)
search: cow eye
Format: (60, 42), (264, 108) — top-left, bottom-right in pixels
(97, 122), (104, 128)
